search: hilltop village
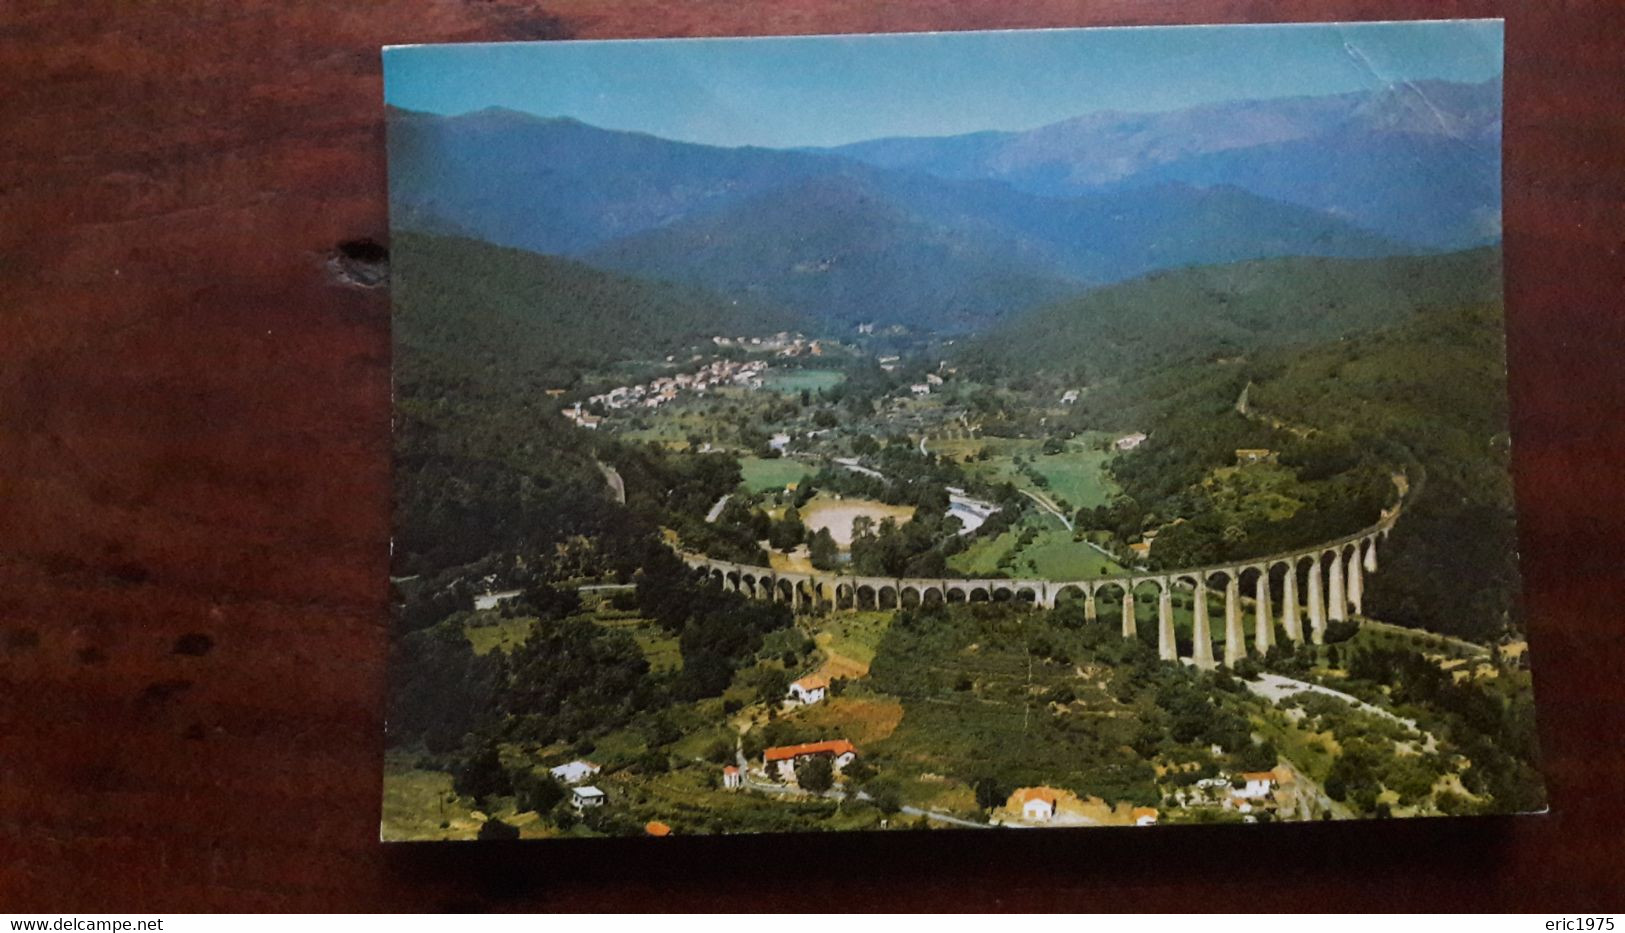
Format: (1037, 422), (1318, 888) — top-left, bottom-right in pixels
(562, 333), (822, 428)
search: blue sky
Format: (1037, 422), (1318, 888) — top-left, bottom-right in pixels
(384, 20), (1502, 149)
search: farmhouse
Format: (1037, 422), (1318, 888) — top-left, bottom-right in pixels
(787, 674), (830, 706)
(763, 739), (857, 782)
(1016, 788), (1057, 822)
(1235, 771), (1278, 799)
(1115, 432), (1148, 451)
(722, 765), (743, 789)
(570, 786), (607, 810)
(549, 760), (601, 784)
(1133, 807), (1160, 827)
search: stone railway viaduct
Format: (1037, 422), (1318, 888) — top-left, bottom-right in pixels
(680, 499), (1405, 670)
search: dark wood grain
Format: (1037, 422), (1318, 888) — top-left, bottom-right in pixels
(2, 0), (1622, 912)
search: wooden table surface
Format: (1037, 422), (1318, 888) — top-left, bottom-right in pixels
(3, 0), (1622, 912)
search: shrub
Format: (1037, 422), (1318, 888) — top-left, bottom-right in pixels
(477, 818), (520, 841)
(512, 769), (566, 815)
(798, 755), (834, 793)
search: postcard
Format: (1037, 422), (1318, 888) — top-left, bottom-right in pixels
(381, 20), (1542, 841)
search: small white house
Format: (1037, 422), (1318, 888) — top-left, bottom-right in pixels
(1133, 807), (1160, 827)
(570, 785), (607, 810)
(549, 760), (601, 785)
(1018, 788), (1057, 822)
(1060, 389), (1080, 404)
(722, 765), (743, 789)
(1236, 771), (1277, 800)
(910, 383), (931, 396)
(787, 674), (830, 706)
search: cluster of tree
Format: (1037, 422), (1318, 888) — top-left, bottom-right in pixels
(391, 598), (663, 787)
(388, 620), (506, 755)
(847, 513), (964, 578)
(809, 444), (965, 511)
(807, 527), (840, 570)
(393, 408), (626, 577)
(868, 603), (1166, 807)
(1340, 644), (1543, 814)
(633, 549), (795, 700)
(602, 440), (742, 523)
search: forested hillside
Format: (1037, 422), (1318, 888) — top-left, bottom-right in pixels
(581, 173), (1083, 332)
(390, 232), (797, 575)
(1249, 298), (1518, 640)
(1043, 249), (1516, 641)
(392, 232), (801, 384)
(959, 247), (1501, 383)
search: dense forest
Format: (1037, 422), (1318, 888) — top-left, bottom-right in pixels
(958, 247), (1503, 394)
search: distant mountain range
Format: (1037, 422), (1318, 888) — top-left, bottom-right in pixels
(387, 78), (1499, 333)
(814, 79), (1502, 249)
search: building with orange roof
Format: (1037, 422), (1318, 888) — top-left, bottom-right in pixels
(787, 673), (831, 705)
(1132, 806), (1160, 827)
(722, 764), (742, 789)
(1013, 787), (1058, 822)
(762, 739), (857, 782)
(1237, 771), (1278, 799)
(644, 821), (672, 837)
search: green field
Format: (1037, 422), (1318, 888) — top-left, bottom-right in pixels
(463, 613), (537, 655)
(812, 611), (894, 678)
(615, 401), (716, 448)
(596, 613), (683, 672)
(930, 436), (1117, 512)
(949, 520), (1124, 580)
(1028, 447), (1118, 511)
(381, 752), (554, 841)
(738, 456), (813, 493)
(762, 368), (846, 394)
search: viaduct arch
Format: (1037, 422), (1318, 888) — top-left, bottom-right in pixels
(679, 493), (1405, 671)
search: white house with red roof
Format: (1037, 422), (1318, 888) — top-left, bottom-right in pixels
(722, 765), (742, 789)
(787, 674), (830, 705)
(1236, 771), (1278, 799)
(763, 739), (856, 782)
